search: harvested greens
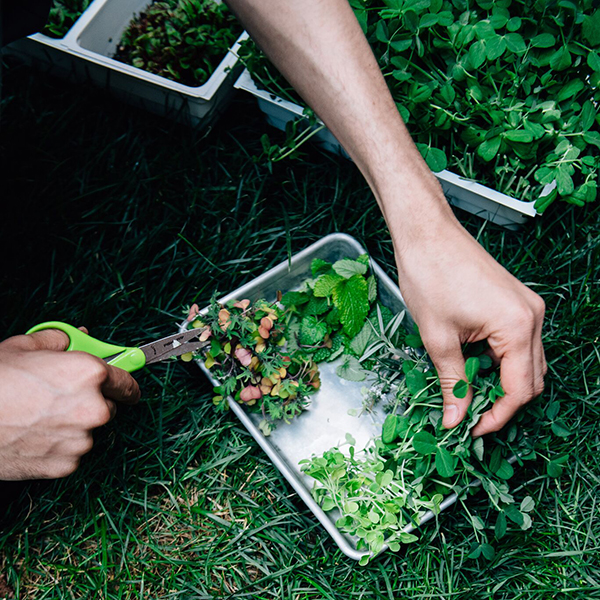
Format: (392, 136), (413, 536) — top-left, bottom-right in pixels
(240, 0), (600, 211)
(187, 254), (560, 562)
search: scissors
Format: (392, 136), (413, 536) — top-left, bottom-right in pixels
(26, 321), (210, 373)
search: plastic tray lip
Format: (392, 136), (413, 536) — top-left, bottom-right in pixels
(179, 232), (465, 561)
(62, 0), (248, 98)
(234, 69), (538, 219)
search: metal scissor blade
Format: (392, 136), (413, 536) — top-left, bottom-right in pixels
(139, 327), (211, 365)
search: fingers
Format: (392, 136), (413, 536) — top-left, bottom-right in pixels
(3, 329), (71, 352)
(472, 294), (546, 437)
(101, 363), (141, 405)
(471, 346), (535, 437)
(427, 336), (471, 429)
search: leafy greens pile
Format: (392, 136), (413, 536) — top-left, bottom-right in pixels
(240, 0), (600, 211)
(187, 254), (562, 563)
(114, 0), (242, 87)
(187, 254), (380, 433)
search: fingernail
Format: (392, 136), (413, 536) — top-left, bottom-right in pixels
(443, 405), (459, 428)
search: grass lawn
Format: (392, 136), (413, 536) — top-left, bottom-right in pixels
(0, 59), (599, 599)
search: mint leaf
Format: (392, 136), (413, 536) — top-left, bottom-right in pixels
(304, 295), (330, 316)
(412, 431), (437, 455)
(311, 258), (332, 277)
(332, 274), (369, 338)
(336, 355), (366, 381)
(299, 315), (327, 346)
(333, 259), (368, 279)
(280, 291), (309, 308)
(313, 272), (344, 297)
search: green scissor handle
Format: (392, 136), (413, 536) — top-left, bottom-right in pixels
(26, 321), (146, 373)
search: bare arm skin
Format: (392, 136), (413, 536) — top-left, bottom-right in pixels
(0, 329), (140, 480)
(227, 0), (546, 435)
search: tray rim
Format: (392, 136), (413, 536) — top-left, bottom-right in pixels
(234, 69), (538, 222)
(181, 232), (464, 561)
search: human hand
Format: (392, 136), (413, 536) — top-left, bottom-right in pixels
(0, 328), (140, 480)
(393, 205), (546, 437)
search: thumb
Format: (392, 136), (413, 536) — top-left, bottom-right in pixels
(428, 340), (471, 429)
(3, 329), (71, 352)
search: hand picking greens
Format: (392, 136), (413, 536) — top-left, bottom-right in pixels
(185, 255), (562, 563)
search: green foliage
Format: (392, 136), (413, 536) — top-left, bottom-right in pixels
(189, 297), (319, 428)
(114, 0), (242, 87)
(43, 0), (90, 38)
(301, 323), (561, 561)
(242, 0), (600, 208)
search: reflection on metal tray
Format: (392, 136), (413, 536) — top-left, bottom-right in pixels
(184, 233), (463, 561)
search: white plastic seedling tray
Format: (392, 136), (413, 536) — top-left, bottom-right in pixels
(4, 31), (78, 80)
(6, 0), (247, 129)
(235, 69), (538, 229)
(183, 233), (468, 561)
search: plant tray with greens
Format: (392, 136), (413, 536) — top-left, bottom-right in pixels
(183, 234), (559, 562)
(43, 0), (91, 39)
(114, 0), (242, 87)
(239, 0), (600, 212)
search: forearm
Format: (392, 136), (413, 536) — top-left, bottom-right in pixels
(227, 0), (452, 233)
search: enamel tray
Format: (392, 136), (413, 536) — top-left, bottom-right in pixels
(184, 233), (465, 561)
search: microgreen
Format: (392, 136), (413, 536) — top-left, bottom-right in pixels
(241, 0), (600, 209)
(189, 255), (378, 431)
(43, 0), (90, 39)
(114, 0), (242, 87)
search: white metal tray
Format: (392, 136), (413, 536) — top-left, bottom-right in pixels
(184, 233), (466, 561)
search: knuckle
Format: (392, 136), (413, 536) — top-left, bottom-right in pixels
(78, 400), (112, 428)
(74, 353), (108, 386)
(77, 435), (95, 456)
(531, 294), (546, 317)
(509, 304), (537, 330)
(422, 331), (456, 359)
(47, 459), (80, 479)
(89, 403), (113, 428)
